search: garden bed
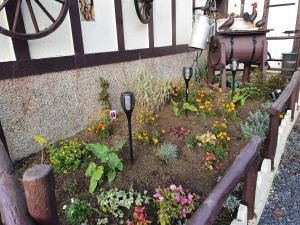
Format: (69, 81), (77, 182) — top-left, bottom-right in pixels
(13, 72), (287, 225)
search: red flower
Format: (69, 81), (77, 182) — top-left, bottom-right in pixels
(134, 207), (145, 214)
(127, 221), (134, 225)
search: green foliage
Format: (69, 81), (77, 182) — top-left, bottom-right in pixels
(34, 134), (48, 164)
(97, 188), (150, 224)
(99, 77), (110, 107)
(86, 141), (125, 182)
(65, 198), (95, 225)
(172, 101), (198, 117)
(156, 143), (178, 164)
(49, 140), (87, 173)
(197, 58), (208, 81)
(134, 68), (173, 111)
(241, 110), (270, 140)
(64, 183), (79, 195)
(223, 195), (241, 213)
(85, 162), (104, 193)
(203, 143), (228, 162)
(232, 86), (259, 106)
(185, 135), (197, 149)
(153, 185), (199, 225)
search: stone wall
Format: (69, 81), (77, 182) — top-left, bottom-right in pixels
(0, 52), (196, 160)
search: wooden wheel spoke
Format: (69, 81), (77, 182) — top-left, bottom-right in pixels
(0, 0), (10, 11)
(33, 0), (55, 23)
(53, 0), (65, 4)
(12, 0), (22, 32)
(26, 0), (39, 32)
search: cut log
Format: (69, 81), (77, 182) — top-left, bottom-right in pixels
(0, 140), (35, 225)
(23, 165), (59, 225)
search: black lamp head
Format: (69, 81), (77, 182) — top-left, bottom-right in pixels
(182, 67), (193, 81)
(230, 59), (239, 72)
(120, 92), (135, 114)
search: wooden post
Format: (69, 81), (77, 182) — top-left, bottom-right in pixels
(0, 141), (35, 225)
(23, 165), (59, 225)
(243, 154), (259, 220)
(242, 64), (251, 83)
(289, 89), (297, 120)
(265, 111), (280, 169)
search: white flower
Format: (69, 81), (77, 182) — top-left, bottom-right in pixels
(62, 205), (67, 210)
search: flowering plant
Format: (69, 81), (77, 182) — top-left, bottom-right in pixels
(127, 207), (151, 225)
(153, 184), (199, 225)
(87, 109), (112, 138)
(135, 129), (160, 145)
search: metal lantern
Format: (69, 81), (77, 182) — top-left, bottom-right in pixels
(183, 67), (193, 116)
(120, 92), (135, 164)
(230, 59), (239, 98)
(270, 89), (282, 101)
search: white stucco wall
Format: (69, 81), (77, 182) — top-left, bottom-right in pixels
(0, 4), (15, 62)
(81, 0), (118, 53)
(176, 0), (193, 45)
(153, 0), (172, 47)
(122, 0), (149, 50)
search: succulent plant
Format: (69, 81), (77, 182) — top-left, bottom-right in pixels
(156, 143), (178, 164)
(241, 110), (270, 140)
(223, 194), (241, 213)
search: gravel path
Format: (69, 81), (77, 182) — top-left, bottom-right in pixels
(259, 116), (300, 225)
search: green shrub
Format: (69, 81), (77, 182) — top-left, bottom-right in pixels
(186, 135), (197, 149)
(156, 143), (178, 163)
(64, 198), (95, 225)
(85, 162), (104, 193)
(241, 110), (270, 140)
(49, 140), (87, 173)
(86, 141), (125, 182)
(223, 195), (241, 213)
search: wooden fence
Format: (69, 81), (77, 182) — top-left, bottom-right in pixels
(189, 68), (300, 225)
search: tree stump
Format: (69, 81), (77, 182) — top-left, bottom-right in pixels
(23, 165), (59, 225)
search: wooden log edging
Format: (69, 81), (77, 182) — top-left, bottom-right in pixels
(23, 165), (59, 225)
(0, 140), (35, 225)
(188, 136), (262, 225)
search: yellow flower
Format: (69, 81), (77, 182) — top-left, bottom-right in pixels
(199, 105), (205, 109)
(153, 138), (158, 145)
(227, 137), (231, 141)
(218, 88), (223, 93)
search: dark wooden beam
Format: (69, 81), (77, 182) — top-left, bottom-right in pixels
(0, 45), (192, 80)
(172, 0), (176, 46)
(69, 0), (84, 67)
(148, 13), (154, 48)
(293, 0), (300, 51)
(263, 0), (270, 30)
(114, 0), (125, 51)
(5, 0), (31, 61)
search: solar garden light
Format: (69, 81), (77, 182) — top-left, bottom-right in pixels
(270, 89), (282, 101)
(183, 67), (193, 116)
(230, 59), (239, 99)
(120, 92), (135, 165)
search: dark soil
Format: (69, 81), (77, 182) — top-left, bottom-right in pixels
(13, 91), (264, 225)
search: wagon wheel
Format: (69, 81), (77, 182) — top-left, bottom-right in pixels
(0, 0), (70, 40)
(134, 0), (154, 24)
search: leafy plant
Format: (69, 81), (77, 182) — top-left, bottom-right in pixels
(156, 143), (178, 164)
(127, 206), (151, 225)
(34, 134), (48, 164)
(153, 184), (199, 225)
(48, 140), (87, 173)
(169, 127), (191, 140)
(223, 195), (241, 213)
(86, 141), (125, 182)
(99, 77), (110, 108)
(88, 109), (112, 138)
(172, 101), (198, 117)
(64, 198), (95, 225)
(134, 69), (173, 111)
(185, 135), (197, 149)
(97, 188), (150, 224)
(85, 162), (104, 193)
(241, 110), (270, 140)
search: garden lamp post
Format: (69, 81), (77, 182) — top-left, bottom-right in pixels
(230, 59), (239, 99)
(120, 92), (135, 165)
(183, 67), (193, 116)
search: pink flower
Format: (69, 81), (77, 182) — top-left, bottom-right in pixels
(153, 192), (161, 199)
(158, 196), (164, 201)
(188, 193), (193, 201)
(178, 185), (184, 193)
(170, 184), (177, 191)
(180, 209), (187, 218)
(181, 198), (189, 205)
(127, 221), (134, 225)
(175, 194), (181, 202)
